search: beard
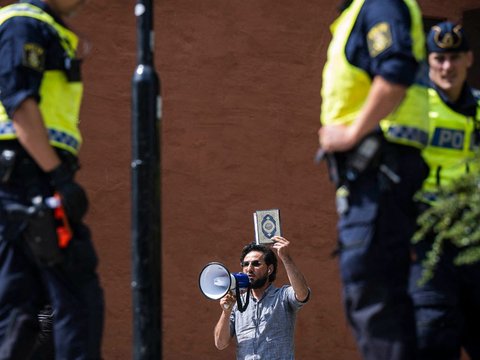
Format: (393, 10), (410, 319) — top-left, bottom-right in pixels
(250, 274), (269, 289)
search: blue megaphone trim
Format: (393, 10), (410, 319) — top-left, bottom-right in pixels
(233, 272), (249, 289)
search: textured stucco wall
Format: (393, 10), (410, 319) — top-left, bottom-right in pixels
(0, 0), (478, 358)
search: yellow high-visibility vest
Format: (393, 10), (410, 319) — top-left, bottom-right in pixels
(0, 3), (83, 155)
(320, 0), (429, 149)
(422, 88), (480, 193)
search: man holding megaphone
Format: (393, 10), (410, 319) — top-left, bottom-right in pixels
(214, 236), (310, 359)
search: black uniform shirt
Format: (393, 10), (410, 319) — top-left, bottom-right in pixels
(0, 0), (67, 118)
(344, 0), (420, 86)
(433, 82), (478, 117)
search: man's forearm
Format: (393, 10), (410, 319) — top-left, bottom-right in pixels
(318, 76), (408, 152)
(214, 311), (232, 350)
(283, 257), (309, 302)
(350, 76), (407, 141)
(12, 98), (61, 172)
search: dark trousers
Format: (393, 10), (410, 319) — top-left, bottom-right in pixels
(336, 143), (428, 360)
(0, 176), (104, 359)
(409, 238), (480, 360)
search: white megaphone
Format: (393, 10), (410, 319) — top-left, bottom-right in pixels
(198, 262), (251, 312)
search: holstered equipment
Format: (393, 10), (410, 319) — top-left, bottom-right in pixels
(0, 142), (82, 266)
(0, 149), (16, 184)
(5, 196), (63, 267)
(321, 131), (401, 215)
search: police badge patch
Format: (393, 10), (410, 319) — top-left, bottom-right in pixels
(22, 43), (45, 71)
(367, 22), (393, 57)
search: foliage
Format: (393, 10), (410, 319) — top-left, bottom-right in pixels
(412, 167), (480, 284)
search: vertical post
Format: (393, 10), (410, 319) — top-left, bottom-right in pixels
(463, 8), (480, 88)
(131, 0), (162, 359)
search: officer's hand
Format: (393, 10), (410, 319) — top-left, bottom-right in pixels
(220, 292), (236, 313)
(48, 163), (89, 223)
(318, 124), (358, 152)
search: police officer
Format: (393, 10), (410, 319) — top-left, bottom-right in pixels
(318, 0), (429, 359)
(409, 22), (480, 360)
(0, 1), (104, 359)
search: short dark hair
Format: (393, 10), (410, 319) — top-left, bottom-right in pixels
(240, 243), (277, 282)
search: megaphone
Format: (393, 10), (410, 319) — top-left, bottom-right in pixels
(199, 262), (251, 312)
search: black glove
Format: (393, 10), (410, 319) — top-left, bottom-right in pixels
(47, 163), (89, 223)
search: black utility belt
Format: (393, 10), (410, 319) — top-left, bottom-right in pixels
(0, 142), (78, 184)
(327, 132), (384, 186)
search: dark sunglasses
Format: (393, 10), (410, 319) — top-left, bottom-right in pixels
(241, 260), (263, 267)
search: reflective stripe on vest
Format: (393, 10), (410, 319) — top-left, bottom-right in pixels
(0, 3), (83, 155)
(320, 0), (429, 149)
(421, 88), (480, 194)
(0, 121), (80, 151)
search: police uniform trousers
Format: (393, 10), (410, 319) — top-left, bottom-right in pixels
(409, 233), (480, 360)
(336, 142), (428, 360)
(0, 151), (104, 360)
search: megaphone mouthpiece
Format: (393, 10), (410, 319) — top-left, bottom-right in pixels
(232, 272), (249, 290)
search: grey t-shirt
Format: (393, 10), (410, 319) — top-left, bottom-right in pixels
(230, 284), (309, 360)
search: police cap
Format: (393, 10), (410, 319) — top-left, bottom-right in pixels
(427, 21), (470, 53)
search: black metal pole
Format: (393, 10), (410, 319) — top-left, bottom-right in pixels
(131, 0), (161, 359)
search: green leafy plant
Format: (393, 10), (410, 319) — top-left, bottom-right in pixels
(412, 167), (480, 285)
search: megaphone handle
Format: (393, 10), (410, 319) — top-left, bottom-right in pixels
(235, 285), (251, 313)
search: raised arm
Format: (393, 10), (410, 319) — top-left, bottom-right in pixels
(272, 236), (310, 302)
